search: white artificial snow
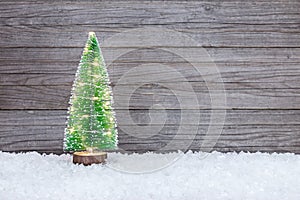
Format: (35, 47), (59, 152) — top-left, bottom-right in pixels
(0, 151), (300, 200)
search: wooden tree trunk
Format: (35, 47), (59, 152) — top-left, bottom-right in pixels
(73, 152), (107, 165)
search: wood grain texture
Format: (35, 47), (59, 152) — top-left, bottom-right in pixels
(1, 63), (300, 89)
(1, 124), (299, 154)
(1, 110), (299, 126)
(0, 125), (64, 153)
(0, 0), (300, 154)
(0, 85), (299, 109)
(0, 47), (299, 64)
(0, 110), (299, 153)
(0, 1), (300, 47)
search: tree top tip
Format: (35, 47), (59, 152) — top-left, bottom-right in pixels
(89, 32), (96, 37)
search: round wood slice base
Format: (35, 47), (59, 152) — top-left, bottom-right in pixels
(73, 151), (107, 166)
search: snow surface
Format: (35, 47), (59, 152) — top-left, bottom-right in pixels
(1, 151), (300, 200)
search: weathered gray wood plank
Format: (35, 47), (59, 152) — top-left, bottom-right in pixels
(117, 124), (300, 153)
(0, 110), (67, 126)
(119, 145), (300, 154)
(104, 47), (300, 64)
(0, 62), (77, 74)
(1, 110), (299, 126)
(116, 110), (300, 126)
(1, 124), (299, 154)
(0, 48), (299, 63)
(0, 74), (73, 86)
(2, 60), (300, 76)
(1, 63), (300, 89)
(0, 85), (299, 109)
(114, 83), (300, 109)
(0, 86), (70, 109)
(0, 126), (64, 153)
(0, 1), (300, 47)
(1, 110), (299, 154)
(109, 65), (300, 89)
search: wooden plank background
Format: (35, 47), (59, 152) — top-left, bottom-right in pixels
(0, 0), (300, 154)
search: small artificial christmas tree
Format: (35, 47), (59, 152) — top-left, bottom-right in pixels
(64, 32), (118, 165)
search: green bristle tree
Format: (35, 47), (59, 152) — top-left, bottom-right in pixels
(64, 32), (118, 152)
